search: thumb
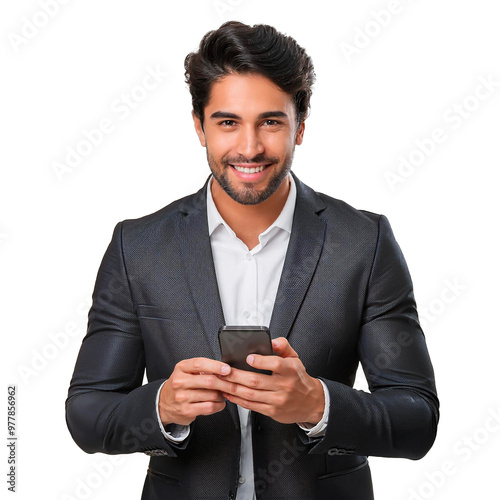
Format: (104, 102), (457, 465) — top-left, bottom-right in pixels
(272, 337), (299, 358)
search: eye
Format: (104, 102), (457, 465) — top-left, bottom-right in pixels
(219, 120), (237, 127)
(263, 119), (280, 126)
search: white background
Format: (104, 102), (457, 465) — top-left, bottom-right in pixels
(1, 1), (499, 498)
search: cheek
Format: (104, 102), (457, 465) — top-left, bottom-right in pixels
(265, 134), (295, 156)
(207, 133), (235, 157)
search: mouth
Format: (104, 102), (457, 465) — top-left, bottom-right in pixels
(229, 163), (271, 174)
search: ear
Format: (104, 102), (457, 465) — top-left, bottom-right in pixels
(295, 121), (305, 145)
(192, 111), (206, 147)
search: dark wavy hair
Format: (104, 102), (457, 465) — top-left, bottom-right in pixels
(184, 21), (315, 127)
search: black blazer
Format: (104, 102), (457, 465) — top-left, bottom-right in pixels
(66, 173), (439, 499)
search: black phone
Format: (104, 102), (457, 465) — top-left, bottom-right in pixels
(218, 325), (273, 375)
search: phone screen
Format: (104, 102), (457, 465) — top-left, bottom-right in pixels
(218, 325), (273, 375)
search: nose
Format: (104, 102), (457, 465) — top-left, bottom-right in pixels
(236, 125), (264, 159)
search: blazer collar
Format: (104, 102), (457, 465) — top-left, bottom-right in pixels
(268, 171), (327, 340)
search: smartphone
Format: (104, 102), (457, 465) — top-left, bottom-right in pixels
(218, 325), (273, 375)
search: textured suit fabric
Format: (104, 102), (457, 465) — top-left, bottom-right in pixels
(66, 172), (439, 499)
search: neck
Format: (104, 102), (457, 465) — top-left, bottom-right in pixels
(210, 175), (291, 249)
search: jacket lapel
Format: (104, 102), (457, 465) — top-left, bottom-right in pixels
(175, 176), (240, 427)
(269, 172), (327, 340)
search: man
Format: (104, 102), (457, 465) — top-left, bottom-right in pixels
(66, 21), (439, 499)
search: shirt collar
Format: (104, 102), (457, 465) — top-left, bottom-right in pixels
(206, 173), (297, 238)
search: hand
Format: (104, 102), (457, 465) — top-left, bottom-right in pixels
(159, 357), (232, 426)
(220, 337), (325, 426)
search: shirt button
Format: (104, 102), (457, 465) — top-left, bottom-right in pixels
(243, 310), (250, 318)
(238, 475), (246, 484)
(246, 253), (253, 261)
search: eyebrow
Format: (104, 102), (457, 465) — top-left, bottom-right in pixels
(209, 110), (289, 120)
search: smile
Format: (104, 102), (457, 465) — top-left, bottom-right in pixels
(230, 164), (269, 174)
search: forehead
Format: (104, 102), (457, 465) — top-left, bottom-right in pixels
(206, 73), (295, 117)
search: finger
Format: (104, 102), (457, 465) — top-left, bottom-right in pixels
(221, 382), (277, 404)
(188, 400), (227, 417)
(184, 373), (235, 393)
(271, 337), (299, 358)
(221, 393), (272, 414)
(246, 353), (289, 374)
(175, 389), (225, 404)
(179, 357), (231, 376)
(221, 366), (275, 390)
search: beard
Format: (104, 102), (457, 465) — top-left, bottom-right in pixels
(206, 149), (295, 205)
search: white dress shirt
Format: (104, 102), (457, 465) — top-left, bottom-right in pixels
(155, 173), (329, 498)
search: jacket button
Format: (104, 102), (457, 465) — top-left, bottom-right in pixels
(328, 447), (351, 456)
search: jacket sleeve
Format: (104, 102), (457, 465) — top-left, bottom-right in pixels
(65, 222), (188, 457)
(309, 215), (439, 459)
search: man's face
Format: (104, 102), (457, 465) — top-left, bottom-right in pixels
(193, 73), (305, 205)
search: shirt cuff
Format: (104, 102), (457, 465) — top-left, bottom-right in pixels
(297, 379), (330, 438)
(155, 381), (190, 443)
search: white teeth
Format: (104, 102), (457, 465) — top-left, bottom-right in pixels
(233, 165), (266, 174)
